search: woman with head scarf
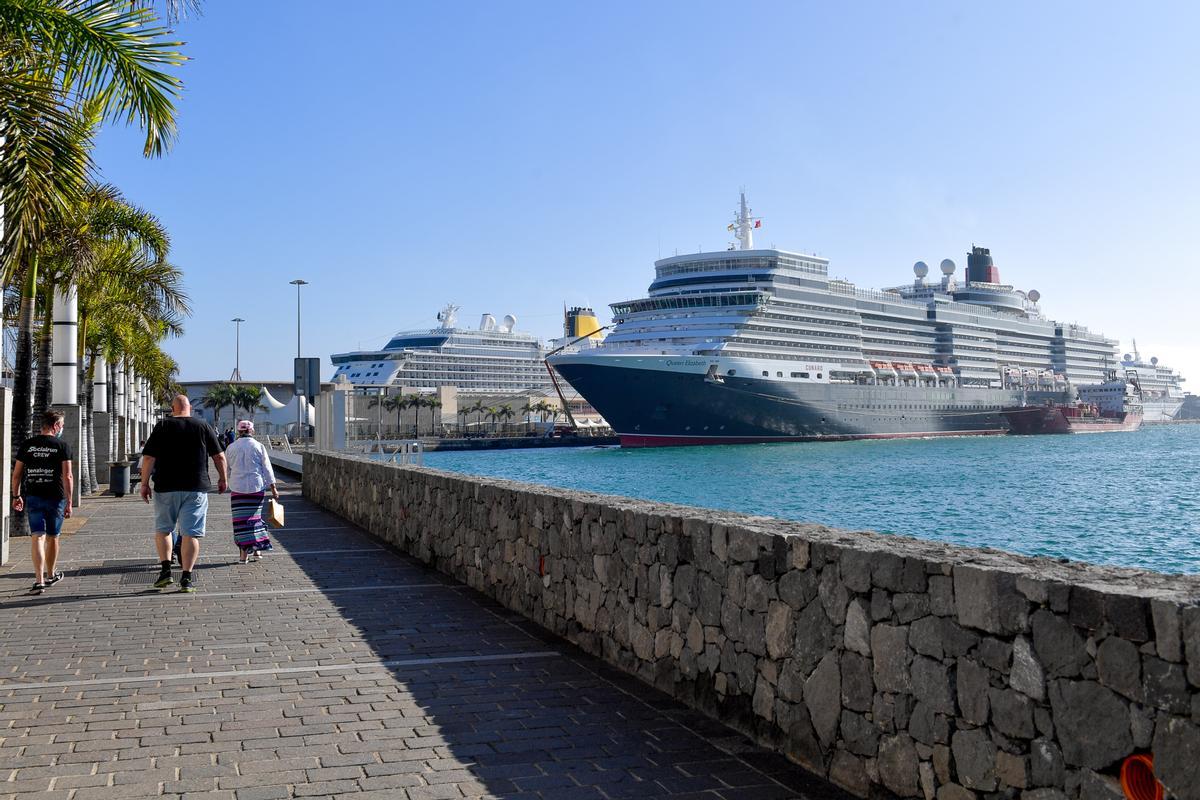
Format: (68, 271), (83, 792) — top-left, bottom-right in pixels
(226, 420), (278, 562)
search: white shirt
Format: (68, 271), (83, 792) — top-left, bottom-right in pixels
(225, 436), (276, 494)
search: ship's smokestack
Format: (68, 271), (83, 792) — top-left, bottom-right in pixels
(967, 246), (1000, 284)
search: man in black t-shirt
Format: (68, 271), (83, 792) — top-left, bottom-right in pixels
(12, 410), (74, 592)
(140, 395), (227, 593)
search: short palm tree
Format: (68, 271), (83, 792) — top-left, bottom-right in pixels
(426, 398), (442, 436)
(456, 405), (470, 434)
(201, 383), (234, 431)
(232, 385), (265, 422)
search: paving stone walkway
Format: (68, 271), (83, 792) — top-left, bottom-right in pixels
(0, 478), (852, 800)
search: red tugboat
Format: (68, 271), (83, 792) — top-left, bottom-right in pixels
(1002, 372), (1143, 435)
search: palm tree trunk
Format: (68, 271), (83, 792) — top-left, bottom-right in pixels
(33, 291), (53, 420)
(10, 260), (38, 537)
(12, 260), (37, 452)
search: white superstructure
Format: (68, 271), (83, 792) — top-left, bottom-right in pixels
(331, 304), (552, 394)
(1121, 340), (1186, 422)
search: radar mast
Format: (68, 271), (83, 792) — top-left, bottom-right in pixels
(730, 190), (761, 250)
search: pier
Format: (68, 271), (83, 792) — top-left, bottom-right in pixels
(0, 477), (846, 799)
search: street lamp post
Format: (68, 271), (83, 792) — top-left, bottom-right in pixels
(289, 279), (308, 435)
(230, 317), (244, 381)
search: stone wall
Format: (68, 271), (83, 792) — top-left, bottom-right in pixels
(303, 451), (1200, 799)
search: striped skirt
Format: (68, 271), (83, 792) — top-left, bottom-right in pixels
(231, 491), (273, 553)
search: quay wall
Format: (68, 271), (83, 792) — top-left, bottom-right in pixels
(303, 451), (1200, 799)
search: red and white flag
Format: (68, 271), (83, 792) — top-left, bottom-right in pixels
(753, 220), (762, 228)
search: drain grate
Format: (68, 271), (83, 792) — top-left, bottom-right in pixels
(74, 561), (156, 578)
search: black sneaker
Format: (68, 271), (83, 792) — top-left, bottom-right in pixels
(45, 572), (63, 587)
(179, 575), (196, 594)
(154, 570), (173, 589)
(31, 580), (45, 592)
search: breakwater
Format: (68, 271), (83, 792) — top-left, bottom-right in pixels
(303, 451), (1200, 799)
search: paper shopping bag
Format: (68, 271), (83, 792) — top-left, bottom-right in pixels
(265, 498), (285, 529)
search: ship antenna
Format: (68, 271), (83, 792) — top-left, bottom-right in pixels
(730, 189), (761, 250)
(1132, 337), (1140, 361)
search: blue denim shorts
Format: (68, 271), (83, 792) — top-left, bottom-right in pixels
(26, 495), (67, 536)
(153, 491), (209, 538)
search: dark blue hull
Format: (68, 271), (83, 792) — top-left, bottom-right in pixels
(554, 362), (1040, 447)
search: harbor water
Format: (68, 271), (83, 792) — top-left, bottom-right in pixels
(421, 425), (1200, 575)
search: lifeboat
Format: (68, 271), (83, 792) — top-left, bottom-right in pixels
(870, 360), (896, 372)
(914, 364), (935, 373)
(933, 366), (953, 375)
(891, 362), (917, 374)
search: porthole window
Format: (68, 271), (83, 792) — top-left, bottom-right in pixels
(777, 371), (784, 377)
(727, 369), (736, 376)
(762, 371), (769, 377)
(817, 373), (823, 379)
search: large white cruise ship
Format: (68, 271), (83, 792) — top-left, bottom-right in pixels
(331, 305), (553, 394)
(1120, 342), (1186, 422)
(549, 194), (1134, 447)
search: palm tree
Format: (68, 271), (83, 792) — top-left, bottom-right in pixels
(484, 406), (500, 435)
(0, 1), (187, 282)
(409, 394), (425, 437)
(200, 383), (234, 431)
(426, 397), (442, 437)
(469, 399), (486, 432)
(456, 405), (470, 435)
(520, 401), (536, 434)
(232, 385), (265, 422)
(499, 404), (515, 434)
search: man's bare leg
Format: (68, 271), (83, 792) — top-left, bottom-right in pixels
(31, 535), (45, 583)
(180, 536), (200, 571)
(44, 537), (60, 577)
(154, 532), (173, 562)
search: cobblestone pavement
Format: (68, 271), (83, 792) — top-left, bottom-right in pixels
(0, 479), (852, 800)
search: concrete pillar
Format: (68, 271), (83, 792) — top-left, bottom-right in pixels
(94, 411), (111, 484)
(0, 388), (11, 565)
(51, 404), (82, 508)
(51, 287), (78, 405)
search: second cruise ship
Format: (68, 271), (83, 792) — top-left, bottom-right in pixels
(549, 194), (1135, 446)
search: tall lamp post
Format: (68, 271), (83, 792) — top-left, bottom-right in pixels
(230, 317), (244, 381)
(289, 279), (308, 435)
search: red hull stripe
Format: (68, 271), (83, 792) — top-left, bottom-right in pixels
(618, 430), (1006, 448)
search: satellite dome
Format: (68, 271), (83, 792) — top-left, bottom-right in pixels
(1151, 357), (1159, 366)
(1124, 353), (1133, 362)
(913, 261), (929, 278)
(940, 258), (956, 275)
(502, 314), (518, 332)
(1027, 289), (1041, 303)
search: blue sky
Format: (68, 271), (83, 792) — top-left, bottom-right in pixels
(94, 2), (1200, 387)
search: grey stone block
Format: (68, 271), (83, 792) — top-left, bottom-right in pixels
(805, 651), (841, 748)
(1011, 635), (1046, 701)
(953, 565), (1028, 635)
(877, 733), (920, 797)
(1142, 654), (1190, 714)
(950, 727), (997, 791)
(844, 598), (871, 656)
(871, 624), (911, 694)
(1031, 609), (1089, 679)
(1096, 636), (1142, 701)
(840, 709), (879, 757)
(1047, 679), (1133, 769)
(1029, 737), (1065, 787)
(988, 687), (1035, 739)
(1152, 599), (1183, 663)
(911, 656), (955, 715)
(956, 657), (990, 725)
(840, 650), (873, 713)
(1154, 714), (1200, 800)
